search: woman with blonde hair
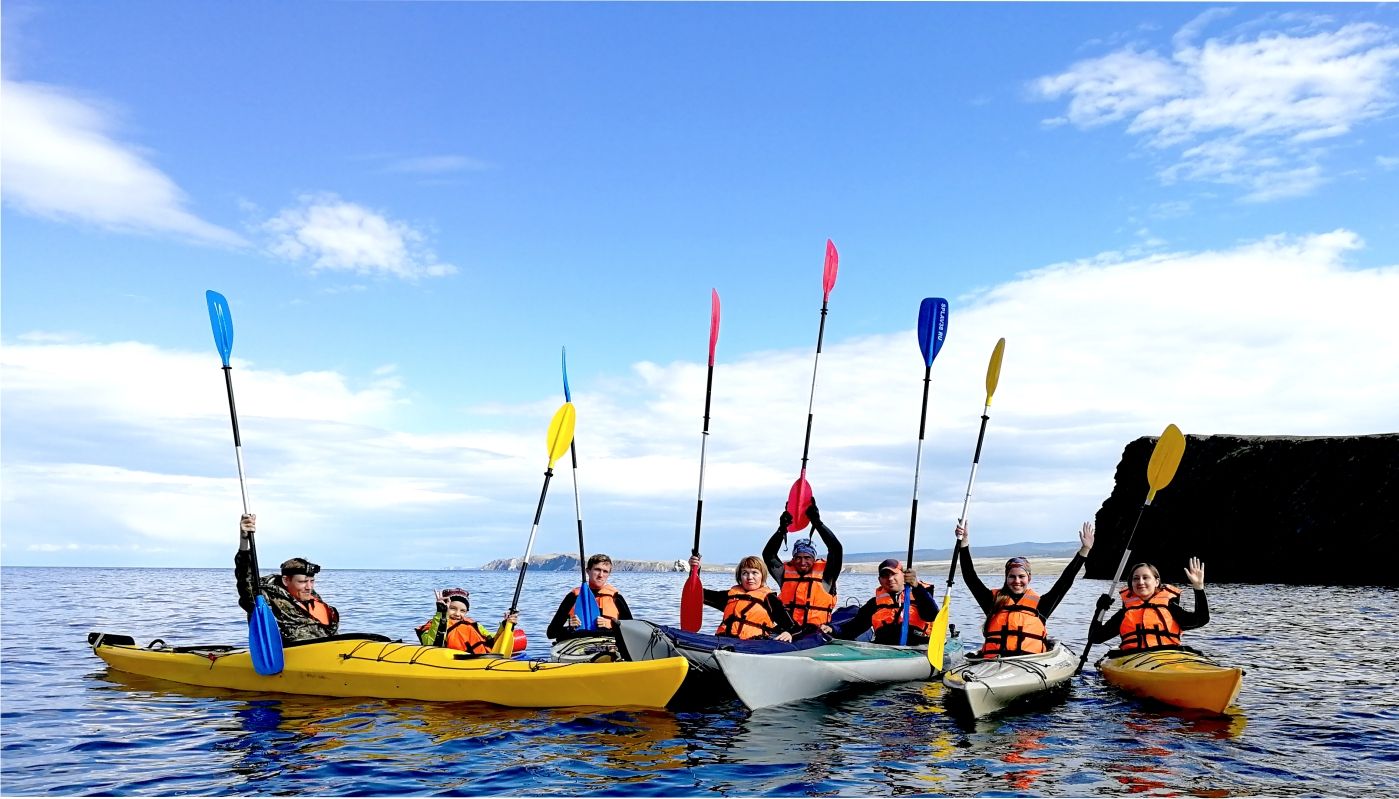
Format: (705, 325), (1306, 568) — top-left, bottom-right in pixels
(687, 554), (799, 642)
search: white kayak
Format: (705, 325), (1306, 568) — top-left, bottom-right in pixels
(942, 641), (1076, 718)
(715, 640), (936, 711)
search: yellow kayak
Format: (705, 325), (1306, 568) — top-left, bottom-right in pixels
(1097, 647), (1243, 714)
(89, 632), (686, 709)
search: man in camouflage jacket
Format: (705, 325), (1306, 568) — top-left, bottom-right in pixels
(234, 514), (339, 642)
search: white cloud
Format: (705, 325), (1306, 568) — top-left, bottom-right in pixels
(3, 230), (1395, 567)
(263, 193), (457, 280)
(0, 78), (245, 246)
(1033, 16), (1399, 200)
(383, 155), (491, 174)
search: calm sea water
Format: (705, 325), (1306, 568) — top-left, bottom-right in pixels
(2, 565), (1396, 796)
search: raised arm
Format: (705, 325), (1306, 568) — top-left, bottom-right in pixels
(762, 512), (790, 580)
(808, 502), (843, 591)
(955, 524), (995, 616)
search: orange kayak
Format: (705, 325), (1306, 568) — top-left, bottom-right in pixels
(1097, 647), (1243, 714)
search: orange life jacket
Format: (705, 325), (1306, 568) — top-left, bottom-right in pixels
(444, 617), (492, 654)
(982, 588), (1048, 655)
(298, 597), (333, 626)
(1117, 584), (1183, 650)
(780, 559), (837, 626)
(870, 584), (931, 637)
(569, 584), (621, 628)
(717, 585), (779, 640)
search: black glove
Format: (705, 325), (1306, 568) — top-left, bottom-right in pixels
(779, 510), (793, 530)
(806, 501), (821, 524)
(436, 602), (448, 614)
(1095, 594), (1113, 612)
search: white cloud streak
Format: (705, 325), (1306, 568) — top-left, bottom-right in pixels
(1033, 16), (1399, 201)
(3, 230), (1396, 568)
(0, 78), (245, 246)
(263, 193), (458, 280)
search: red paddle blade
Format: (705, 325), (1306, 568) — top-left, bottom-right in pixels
(822, 239), (839, 301)
(680, 568), (704, 632)
(708, 289), (721, 365)
(785, 478), (813, 532)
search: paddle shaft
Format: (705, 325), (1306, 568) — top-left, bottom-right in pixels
(568, 442), (587, 580)
(219, 365), (268, 588)
(900, 363), (935, 646)
(508, 468), (555, 614)
(1075, 499), (1150, 673)
(692, 359), (716, 556)
(946, 409), (991, 590)
(796, 300), (831, 477)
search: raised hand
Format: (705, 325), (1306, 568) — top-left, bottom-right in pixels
(1184, 556), (1206, 589)
(1078, 521), (1095, 554)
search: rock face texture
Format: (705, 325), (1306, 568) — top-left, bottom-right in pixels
(479, 553), (687, 573)
(1088, 433), (1398, 586)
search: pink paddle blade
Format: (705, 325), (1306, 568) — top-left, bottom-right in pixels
(822, 240), (839, 301)
(785, 477), (813, 532)
(708, 289), (721, 365)
(680, 568), (704, 632)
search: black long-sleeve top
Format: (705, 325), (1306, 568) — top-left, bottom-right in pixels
(960, 547), (1088, 624)
(545, 590), (634, 641)
(762, 516), (844, 596)
(700, 586), (800, 637)
(1088, 588), (1210, 645)
(834, 583), (941, 645)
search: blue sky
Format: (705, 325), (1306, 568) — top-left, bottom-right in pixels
(3, 3), (1397, 569)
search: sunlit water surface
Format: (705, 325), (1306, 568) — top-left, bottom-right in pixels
(3, 567), (1396, 795)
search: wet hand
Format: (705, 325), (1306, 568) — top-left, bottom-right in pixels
(1185, 557), (1206, 589)
(774, 631), (793, 643)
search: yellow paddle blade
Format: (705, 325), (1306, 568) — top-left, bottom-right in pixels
(926, 600), (951, 671)
(491, 621), (516, 656)
(545, 402), (576, 468)
(1144, 423), (1186, 503)
(984, 338), (1006, 406)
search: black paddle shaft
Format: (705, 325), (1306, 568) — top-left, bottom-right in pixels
(945, 412), (991, 590)
(905, 365), (934, 566)
(222, 367), (243, 447)
(222, 365), (262, 584)
(509, 468), (555, 613)
(1075, 500), (1149, 674)
(691, 358), (717, 556)
(569, 443), (587, 582)
(797, 302), (830, 471)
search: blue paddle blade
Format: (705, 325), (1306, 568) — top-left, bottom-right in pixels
(249, 596), (284, 675)
(900, 585), (912, 646)
(206, 290), (234, 367)
(561, 346), (572, 402)
(917, 298), (949, 368)
(576, 583), (600, 631)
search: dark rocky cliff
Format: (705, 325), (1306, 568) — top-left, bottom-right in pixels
(1088, 433), (1398, 586)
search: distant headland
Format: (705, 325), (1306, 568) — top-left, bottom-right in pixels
(476, 540), (1081, 574)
